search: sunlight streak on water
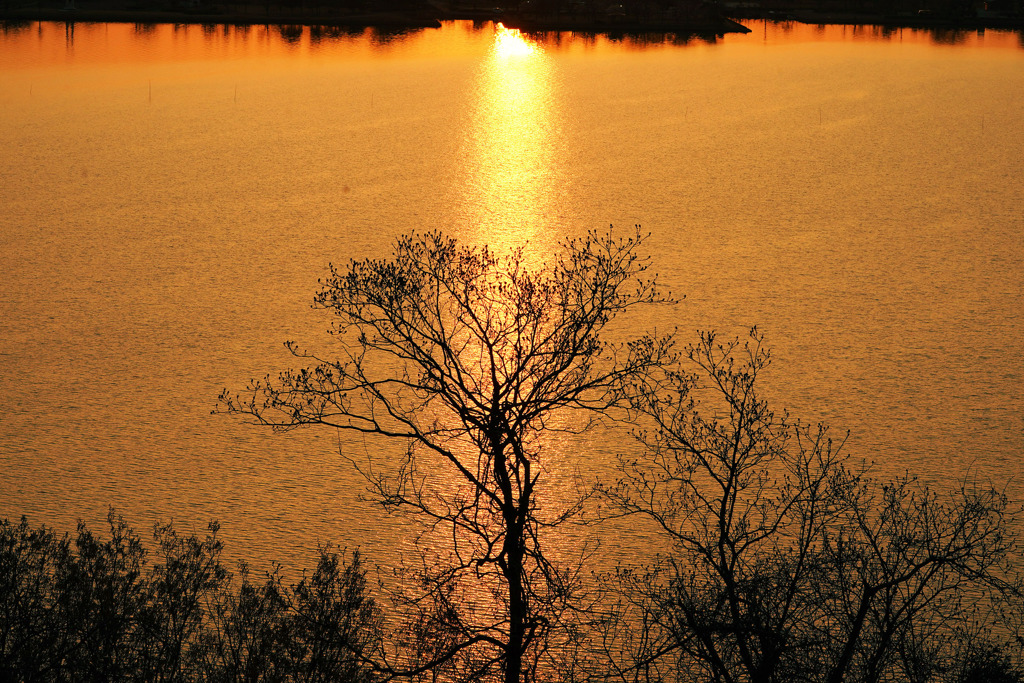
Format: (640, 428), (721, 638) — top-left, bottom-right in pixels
(456, 24), (565, 254)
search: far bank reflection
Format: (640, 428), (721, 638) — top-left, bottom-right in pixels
(3, 18), (1021, 70)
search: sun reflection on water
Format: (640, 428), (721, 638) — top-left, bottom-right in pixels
(456, 23), (565, 257)
(493, 23), (541, 58)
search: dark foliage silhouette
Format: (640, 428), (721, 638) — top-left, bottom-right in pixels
(0, 512), (380, 682)
(597, 329), (1023, 683)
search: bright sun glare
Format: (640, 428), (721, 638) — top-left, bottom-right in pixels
(494, 23), (540, 58)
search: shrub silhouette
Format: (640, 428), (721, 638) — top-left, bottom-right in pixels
(599, 329), (1024, 683)
(0, 511), (380, 682)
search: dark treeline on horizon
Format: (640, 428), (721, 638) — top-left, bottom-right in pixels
(3, 0), (1022, 36)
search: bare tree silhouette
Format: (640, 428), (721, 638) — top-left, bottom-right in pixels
(219, 228), (672, 683)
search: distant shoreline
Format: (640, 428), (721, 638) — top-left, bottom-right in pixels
(1, 5), (1020, 32)
(0, 3), (750, 34)
(499, 15), (752, 35)
(0, 5), (444, 28)
(736, 8), (1024, 30)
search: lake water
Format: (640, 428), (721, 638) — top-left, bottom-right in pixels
(1, 19), (1022, 571)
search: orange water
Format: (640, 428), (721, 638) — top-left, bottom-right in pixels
(1, 19), (1022, 570)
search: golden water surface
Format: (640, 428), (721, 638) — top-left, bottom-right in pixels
(1, 20), (1022, 569)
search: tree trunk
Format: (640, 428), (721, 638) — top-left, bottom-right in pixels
(504, 514), (525, 683)
(492, 415), (527, 683)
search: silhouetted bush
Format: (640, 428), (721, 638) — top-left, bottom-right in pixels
(951, 642), (1024, 683)
(598, 329), (1024, 683)
(0, 511), (380, 682)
